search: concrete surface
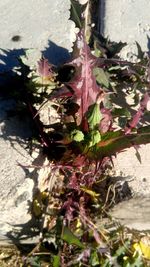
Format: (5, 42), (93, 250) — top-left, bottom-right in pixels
(100, 0), (150, 230)
(0, 98), (35, 242)
(110, 145), (150, 231)
(100, 0), (150, 59)
(0, 0), (75, 243)
(110, 197), (150, 231)
(0, 0), (75, 71)
(113, 144), (150, 197)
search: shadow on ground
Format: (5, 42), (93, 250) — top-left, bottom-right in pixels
(0, 37), (149, 246)
(0, 40), (70, 74)
(0, 40), (70, 246)
(42, 40), (70, 65)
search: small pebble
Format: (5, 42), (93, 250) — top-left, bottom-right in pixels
(11, 35), (21, 42)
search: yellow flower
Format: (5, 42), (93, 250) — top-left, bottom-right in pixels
(133, 236), (150, 259)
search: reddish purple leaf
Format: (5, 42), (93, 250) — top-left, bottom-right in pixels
(93, 229), (101, 245)
(128, 109), (143, 129)
(37, 58), (54, 79)
(125, 92), (150, 134)
(140, 91), (150, 109)
(49, 86), (73, 99)
(67, 31), (104, 121)
(63, 197), (75, 222)
(68, 173), (79, 190)
(99, 108), (112, 133)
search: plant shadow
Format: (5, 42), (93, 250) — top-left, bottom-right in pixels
(110, 36), (150, 125)
(42, 40), (70, 65)
(0, 40), (70, 246)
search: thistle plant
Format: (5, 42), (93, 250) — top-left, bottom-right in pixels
(6, 1), (150, 266)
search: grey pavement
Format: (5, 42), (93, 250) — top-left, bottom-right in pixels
(110, 197), (150, 231)
(0, 0), (75, 243)
(100, 0), (150, 59)
(0, 0), (75, 70)
(100, 0), (150, 230)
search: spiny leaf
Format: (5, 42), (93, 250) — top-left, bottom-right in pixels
(112, 108), (131, 118)
(126, 92), (150, 134)
(70, 0), (86, 29)
(88, 125), (150, 159)
(136, 41), (145, 60)
(37, 58), (54, 79)
(106, 41), (127, 57)
(61, 226), (85, 248)
(68, 31), (103, 121)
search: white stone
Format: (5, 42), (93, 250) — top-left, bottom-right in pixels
(110, 197), (150, 231)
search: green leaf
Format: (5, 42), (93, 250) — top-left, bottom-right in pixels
(93, 39), (105, 58)
(90, 250), (100, 266)
(136, 42), (145, 60)
(93, 68), (110, 88)
(87, 103), (102, 130)
(131, 251), (144, 267)
(53, 255), (60, 267)
(71, 129), (84, 142)
(123, 252), (144, 267)
(61, 226), (85, 248)
(133, 92), (140, 107)
(115, 242), (128, 257)
(88, 130), (101, 147)
(101, 258), (111, 267)
(112, 107), (131, 128)
(112, 108), (131, 118)
(118, 117), (128, 128)
(107, 41), (127, 57)
(87, 125), (150, 159)
(80, 186), (100, 198)
(70, 0), (86, 29)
